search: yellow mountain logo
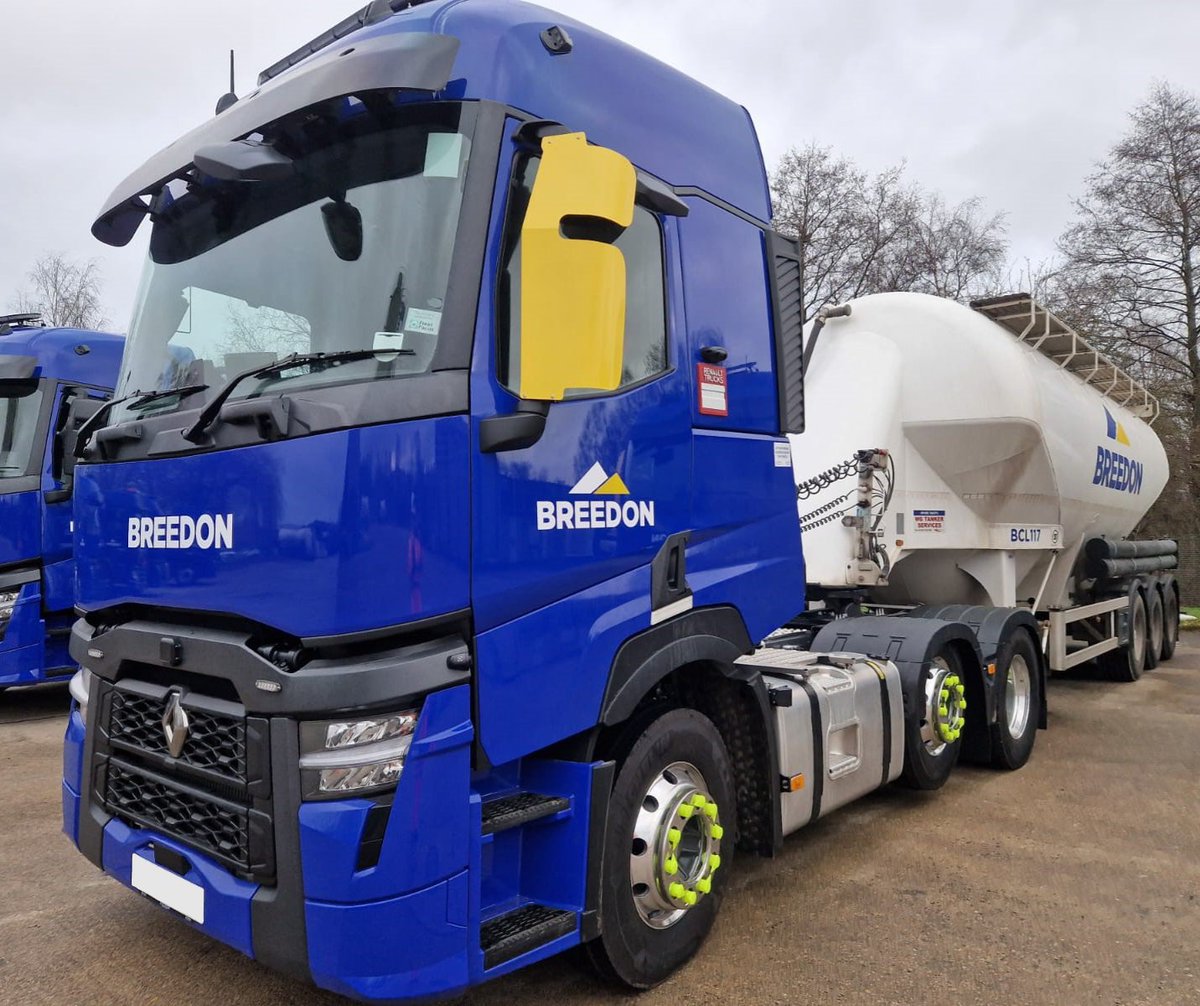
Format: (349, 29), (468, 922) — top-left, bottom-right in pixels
(569, 462), (631, 496)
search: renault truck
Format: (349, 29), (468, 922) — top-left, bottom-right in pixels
(62, 1), (1179, 1000)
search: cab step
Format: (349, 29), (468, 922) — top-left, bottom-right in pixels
(481, 792), (569, 835)
(481, 904), (576, 969)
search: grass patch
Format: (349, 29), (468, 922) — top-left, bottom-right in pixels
(1182, 606), (1200, 631)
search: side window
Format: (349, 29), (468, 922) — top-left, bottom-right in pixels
(498, 155), (668, 396)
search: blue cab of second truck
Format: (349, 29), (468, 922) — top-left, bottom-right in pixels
(62, 1), (807, 1000)
(0, 316), (121, 690)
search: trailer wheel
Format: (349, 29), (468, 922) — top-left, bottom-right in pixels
(900, 645), (965, 790)
(1145, 588), (1164, 671)
(1099, 590), (1147, 682)
(584, 708), (735, 989)
(1160, 584), (1180, 662)
(989, 630), (1041, 770)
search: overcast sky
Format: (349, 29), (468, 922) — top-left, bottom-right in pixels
(3, 0), (1199, 330)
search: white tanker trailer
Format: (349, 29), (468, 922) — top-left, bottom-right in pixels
(771, 292), (1181, 790)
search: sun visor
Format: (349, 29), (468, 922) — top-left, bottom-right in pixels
(0, 356), (40, 381)
(92, 31), (461, 247)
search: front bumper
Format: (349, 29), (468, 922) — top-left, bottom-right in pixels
(66, 676), (478, 1001)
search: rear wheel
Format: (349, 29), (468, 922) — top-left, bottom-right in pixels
(1145, 588), (1164, 671)
(990, 631), (1041, 770)
(584, 708), (735, 989)
(900, 645), (965, 790)
(1161, 585), (1180, 662)
(1099, 591), (1147, 682)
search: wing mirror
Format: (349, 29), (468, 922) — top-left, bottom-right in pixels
(516, 131), (636, 401)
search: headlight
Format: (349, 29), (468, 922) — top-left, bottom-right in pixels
(299, 709), (419, 800)
(0, 588), (20, 639)
(69, 667), (94, 721)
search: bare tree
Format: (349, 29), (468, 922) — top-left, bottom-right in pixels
(223, 304), (311, 359)
(770, 144), (1007, 320)
(1052, 83), (1200, 592)
(14, 253), (108, 329)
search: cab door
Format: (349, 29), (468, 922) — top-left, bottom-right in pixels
(469, 125), (692, 765)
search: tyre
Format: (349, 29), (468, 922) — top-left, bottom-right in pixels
(900, 644), (965, 790)
(584, 708), (735, 989)
(1099, 590), (1147, 682)
(1161, 584), (1180, 662)
(989, 630), (1041, 771)
(1145, 588), (1164, 671)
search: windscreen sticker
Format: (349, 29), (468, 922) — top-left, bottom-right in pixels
(697, 363), (728, 416)
(424, 133), (466, 179)
(404, 308), (442, 336)
(913, 509), (946, 532)
(774, 442), (792, 468)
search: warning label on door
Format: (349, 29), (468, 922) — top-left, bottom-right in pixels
(913, 509), (946, 532)
(697, 364), (729, 417)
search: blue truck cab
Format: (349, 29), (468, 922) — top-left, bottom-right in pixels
(63, 1), (1024, 1001)
(0, 314), (121, 690)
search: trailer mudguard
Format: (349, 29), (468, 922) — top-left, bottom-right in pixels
(810, 615), (984, 745)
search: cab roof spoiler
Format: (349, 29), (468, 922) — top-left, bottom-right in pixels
(92, 29), (460, 248)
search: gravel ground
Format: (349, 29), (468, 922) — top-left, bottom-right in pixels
(1, 639), (1197, 1006)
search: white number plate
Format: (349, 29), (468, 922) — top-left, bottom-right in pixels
(131, 854), (205, 924)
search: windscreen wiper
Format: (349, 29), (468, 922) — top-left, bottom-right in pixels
(72, 385), (209, 458)
(183, 349), (413, 444)
(127, 384), (210, 410)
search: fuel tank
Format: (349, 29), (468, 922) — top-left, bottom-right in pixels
(791, 293), (1169, 607)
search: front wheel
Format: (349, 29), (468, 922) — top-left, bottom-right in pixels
(990, 630), (1041, 770)
(900, 645), (965, 790)
(584, 708), (735, 989)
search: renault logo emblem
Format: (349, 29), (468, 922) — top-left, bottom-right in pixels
(162, 692), (189, 759)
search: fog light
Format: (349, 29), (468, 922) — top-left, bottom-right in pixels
(300, 707), (419, 800)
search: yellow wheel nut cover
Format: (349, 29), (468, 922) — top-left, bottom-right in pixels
(667, 828), (681, 847)
(710, 824), (724, 840)
(669, 882), (685, 899)
(703, 803), (718, 820)
(664, 856), (678, 875)
(692, 794), (707, 808)
(709, 854), (721, 872)
(683, 890), (698, 906)
(696, 878), (712, 894)
(678, 805), (694, 820)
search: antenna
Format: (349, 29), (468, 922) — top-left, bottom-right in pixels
(215, 49), (239, 116)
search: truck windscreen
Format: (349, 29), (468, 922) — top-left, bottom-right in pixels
(0, 382), (44, 481)
(114, 104), (472, 422)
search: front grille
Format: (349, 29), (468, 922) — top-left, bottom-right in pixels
(106, 759), (251, 869)
(109, 690), (248, 783)
(96, 678), (275, 882)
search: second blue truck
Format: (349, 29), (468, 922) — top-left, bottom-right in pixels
(0, 314), (121, 690)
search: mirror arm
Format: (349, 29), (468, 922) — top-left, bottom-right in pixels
(479, 400), (550, 454)
(635, 172), (689, 218)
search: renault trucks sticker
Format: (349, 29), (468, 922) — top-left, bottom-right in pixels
(1094, 407), (1143, 495)
(537, 463), (655, 530)
(697, 364), (729, 417)
(128, 514), (233, 550)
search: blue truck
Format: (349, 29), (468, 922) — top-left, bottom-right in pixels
(62, 1), (1059, 1000)
(0, 314), (121, 690)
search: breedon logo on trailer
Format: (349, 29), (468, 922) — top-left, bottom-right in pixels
(536, 462), (656, 531)
(1093, 408), (1143, 495)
